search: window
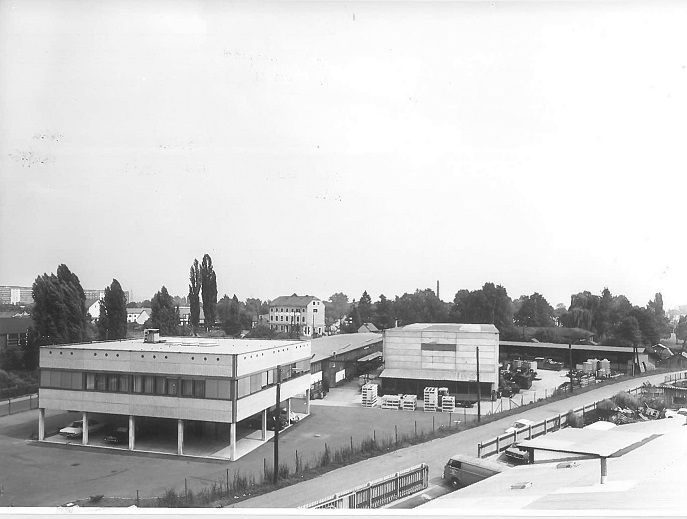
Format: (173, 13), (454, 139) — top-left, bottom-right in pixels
(119, 375), (130, 392)
(280, 316), (284, 321)
(108, 374), (118, 392)
(133, 375), (143, 393)
(166, 378), (178, 396)
(182, 379), (193, 397)
(144, 376), (155, 394)
(193, 380), (205, 398)
(155, 376), (166, 395)
(96, 373), (106, 391)
(302, 317), (306, 323)
(450, 459), (461, 469)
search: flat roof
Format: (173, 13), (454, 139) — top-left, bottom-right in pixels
(311, 333), (382, 364)
(42, 337), (308, 356)
(392, 323), (499, 333)
(517, 426), (657, 458)
(421, 418), (686, 512)
(500, 341), (636, 354)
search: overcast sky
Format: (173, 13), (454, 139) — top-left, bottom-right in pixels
(1, 0), (686, 310)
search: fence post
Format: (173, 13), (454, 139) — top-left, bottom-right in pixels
(350, 436), (353, 451)
(367, 482), (373, 508)
(496, 436), (500, 453)
(414, 421), (417, 437)
(7, 398), (10, 415)
(528, 425), (532, 439)
(184, 478), (188, 498)
(432, 416), (435, 433)
(558, 414), (562, 431)
(478, 442), (482, 458)
(449, 413), (451, 428)
(395, 425), (398, 444)
(136, 490), (139, 506)
(226, 468), (229, 492)
(521, 395), (524, 406)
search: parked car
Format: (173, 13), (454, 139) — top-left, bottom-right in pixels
(443, 454), (504, 489)
(664, 408), (687, 419)
(104, 425), (143, 444)
(505, 418), (535, 435)
(59, 419), (106, 438)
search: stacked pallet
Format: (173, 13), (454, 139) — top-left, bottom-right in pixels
(400, 394), (417, 411)
(424, 387), (438, 412)
(441, 395), (456, 413)
(362, 383), (378, 408)
(381, 394), (401, 410)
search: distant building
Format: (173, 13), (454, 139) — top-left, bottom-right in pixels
(85, 299), (102, 320)
(268, 295), (325, 337)
(126, 308), (152, 325)
(0, 285), (130, 305)
(0, 316), (31, 352)
(358, 322), (380, 333)
(177, 306), (205, 327)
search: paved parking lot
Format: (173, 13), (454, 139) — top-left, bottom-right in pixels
(0, 371), (600, 507)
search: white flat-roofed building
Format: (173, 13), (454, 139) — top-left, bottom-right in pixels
(380, 323), (499, 397)
(38, 332), (311, 460)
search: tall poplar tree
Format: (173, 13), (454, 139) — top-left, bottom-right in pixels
(200, 254), (217, 330)
(97, 278), (128, 340)
(188, 259), (201, 334)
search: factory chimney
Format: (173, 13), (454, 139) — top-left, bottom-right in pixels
(436, 280), (440, 300)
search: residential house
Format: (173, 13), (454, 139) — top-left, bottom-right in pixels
(358, 322), (380, 333)
(0, 316), (31, 352)
(268, 294), (325, 337)
(126, 308), (152, 325)
(85, 298), (102, 321)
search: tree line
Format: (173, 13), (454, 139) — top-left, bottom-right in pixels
(333, 283), (675, 348)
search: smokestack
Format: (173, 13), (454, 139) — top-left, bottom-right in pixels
(437, 280), (440, 300)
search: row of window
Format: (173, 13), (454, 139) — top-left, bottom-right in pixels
(271, 315), (307, 323)
(41, 370), (224, 399)
(269, 325), (323, 334)
(40, 363), (309, 401)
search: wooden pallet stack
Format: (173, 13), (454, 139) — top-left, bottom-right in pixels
(424, 387), (438, 412)
(361, 383), (378, 408)
(400, 394), (417, 411)
(381, 394), (401, 410)
(441, 395), (456, 413)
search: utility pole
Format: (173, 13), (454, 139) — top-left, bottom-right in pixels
(273, 366), (281, 484)
(569, 342), (574, 393)
(476, 347), (481, 423)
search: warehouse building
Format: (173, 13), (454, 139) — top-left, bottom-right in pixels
(380, 323), (499, 397)
(38, 331), (311, 460)
(310, 333), (383, 391)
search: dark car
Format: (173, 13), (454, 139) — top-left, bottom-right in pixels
(104, 425), (143, 444)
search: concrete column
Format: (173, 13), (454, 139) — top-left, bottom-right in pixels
(306, 389), (311, 415)
(82, 411), (89, 446)
(38, 408), (45, 440)
(230, 422), (237, 461)
(600, 457), (607, 484)
(261, 409), (267, 441)
(128, 415), (135, 451)
(177, 419), (184, 455)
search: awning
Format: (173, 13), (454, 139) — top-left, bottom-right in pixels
(357, 352), (383, 363)
(517, 428), (660, 458)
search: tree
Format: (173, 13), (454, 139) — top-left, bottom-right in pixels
(375, 294), (395, 329)
(97, 279), (128, 340)
(188, 259), (201, 334)
(615, 316), (642, 347)
(148, 286), (178, 335)
(629, 307), (660, 346)
(514, 293), (555, 327)
(327, 293), (350, 322)
(200, 254), (217, 330)
(676, 315), (687, 346)
(451, 283), (512, 332)
(31, 264), (89, 344)
(357, 291), (373, 324)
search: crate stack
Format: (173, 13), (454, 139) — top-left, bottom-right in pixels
(400, 394), (417, 411)
(381, 394), (401, 410)
(441, 395), (456, 413)
(424, 387), (438, 412)
(361, 383), (378, 408)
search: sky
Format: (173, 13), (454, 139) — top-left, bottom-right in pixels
(1, 0), (687, 310)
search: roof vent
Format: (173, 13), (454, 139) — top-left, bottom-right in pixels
(510, 482), (532, 490)
(144, 329), (160, 344)
(556, 462), (579, 469)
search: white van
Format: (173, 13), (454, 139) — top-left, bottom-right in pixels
(443, 454), (504, 488)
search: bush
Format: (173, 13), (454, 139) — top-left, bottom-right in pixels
(566, 410), (584, 428)
(613, 392), (642, 410)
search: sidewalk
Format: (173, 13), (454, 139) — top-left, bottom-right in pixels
(231, 370), (680, 508)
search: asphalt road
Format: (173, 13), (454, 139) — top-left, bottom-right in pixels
(232, 370), (680, 508)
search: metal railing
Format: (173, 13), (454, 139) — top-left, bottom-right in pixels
(299, 463), (429, 509)
(0, 393), (39, 417)
(664, 371), (687, 384)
